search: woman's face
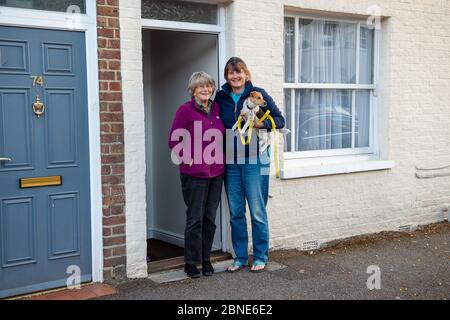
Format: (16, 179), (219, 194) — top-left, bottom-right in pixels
(226, 68), (247, 91)
(193, 84), (213, 103)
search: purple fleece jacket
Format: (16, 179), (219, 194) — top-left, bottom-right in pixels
(168, 99), (225, 178)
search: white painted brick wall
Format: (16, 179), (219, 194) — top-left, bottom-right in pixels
(119, 0), (148, 278)
(119, 0), (450, 270)
(224, 0), (450, 251)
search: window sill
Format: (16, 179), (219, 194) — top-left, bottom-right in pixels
(280, 156), (395, 180)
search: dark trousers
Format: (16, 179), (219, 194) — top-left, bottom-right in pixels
(180, 173), (224, 265)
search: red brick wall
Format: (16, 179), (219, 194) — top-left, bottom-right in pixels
(97, 0), (126, 279)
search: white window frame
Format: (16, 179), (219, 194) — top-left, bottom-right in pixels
(281, 13), (394, 179)
(284, 14), (379, 158)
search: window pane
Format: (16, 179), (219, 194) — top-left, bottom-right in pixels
(284, 17), (295, 83)
(296, 89), (352, 151)
(0, 0), (86, 13)
(355, 90), (371, 148)
(359, 26), (374, 84)
(284, 89), (292, 152)
(142, 0), (218, 25)
(299, 19), (356, 84)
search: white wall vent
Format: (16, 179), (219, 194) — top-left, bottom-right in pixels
(302, 240), (320, 251)
(398, 225), (412, 232)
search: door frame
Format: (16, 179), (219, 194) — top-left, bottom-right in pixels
(141, 5), (231, 254)
(0, 1), (103, 283)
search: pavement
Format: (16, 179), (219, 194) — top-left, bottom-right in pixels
(99, 223), (450, 300)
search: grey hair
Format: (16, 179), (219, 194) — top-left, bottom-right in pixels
(187, 71), (216, 97)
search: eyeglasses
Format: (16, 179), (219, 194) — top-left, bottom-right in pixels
(197, 84), (213, 89)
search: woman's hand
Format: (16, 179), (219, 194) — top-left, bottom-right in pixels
(253, 116), (265, 129)
(240, 113), (264, 129)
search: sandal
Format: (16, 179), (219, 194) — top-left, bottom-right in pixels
(250, 261), (266, 273)
(227, 260), (247, 273)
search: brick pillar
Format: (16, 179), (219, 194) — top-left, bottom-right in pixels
(97, 0), (126, 279)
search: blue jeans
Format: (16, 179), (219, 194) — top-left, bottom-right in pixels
(225, 161), (270, 265)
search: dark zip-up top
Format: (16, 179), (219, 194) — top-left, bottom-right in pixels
(214, 81), (285, 160)
(168, 99), (225, 178)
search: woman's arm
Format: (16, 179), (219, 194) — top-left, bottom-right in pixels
(258, 88), (285, 130)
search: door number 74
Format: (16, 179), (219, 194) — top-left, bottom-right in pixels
(31, 75), (44, 87)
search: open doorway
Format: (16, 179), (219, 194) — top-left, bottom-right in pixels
(143, 29), (224, 266)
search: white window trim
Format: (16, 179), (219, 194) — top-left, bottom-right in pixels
(281, 157), (395, 180)
(0, 5), (93, 30)
(0, 1), (103, 283)
(284, 83), (376, 90)
(281, 13), (394, 179)
(141, 19), (223, 34)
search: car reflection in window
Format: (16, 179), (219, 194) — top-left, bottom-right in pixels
(298, 106), (355, 151)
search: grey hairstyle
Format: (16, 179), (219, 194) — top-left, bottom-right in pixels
(188, 71), (216, 97)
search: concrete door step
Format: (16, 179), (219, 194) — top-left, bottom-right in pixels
(147, 252), (232, 274)
(148, 260), (287, 284)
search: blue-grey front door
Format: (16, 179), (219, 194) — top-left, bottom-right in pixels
(0, 26), (91, 298)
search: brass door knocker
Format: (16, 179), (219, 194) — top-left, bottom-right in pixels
(32, 96), (45, 118)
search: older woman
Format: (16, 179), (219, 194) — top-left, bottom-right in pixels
(168, 72), (225, 278)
